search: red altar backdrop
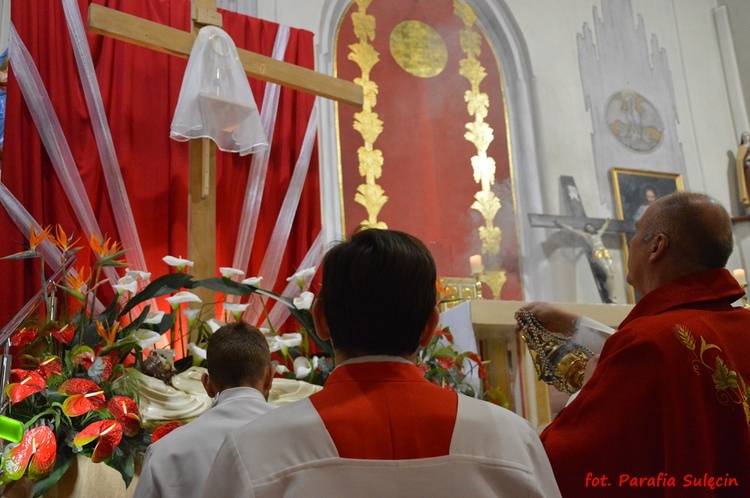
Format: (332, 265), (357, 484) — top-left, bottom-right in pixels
(0, 0), (320, 323)
(335, 0), (521, 299)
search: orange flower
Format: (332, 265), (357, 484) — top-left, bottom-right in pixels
(28, 225), (52, 251)
(89, 233), (122, 258)
(50, 225), (80, 254)
(65, 266), (89, 293)
(96, 321), (120, 345)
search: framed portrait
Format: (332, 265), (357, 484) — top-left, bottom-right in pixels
(611, 168), (684, 302)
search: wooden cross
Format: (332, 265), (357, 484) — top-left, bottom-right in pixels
(528, 176), (635, 303)
(87, 0), (363, 301)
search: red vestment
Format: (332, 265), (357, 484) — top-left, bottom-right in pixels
(541, 268), (750, 497)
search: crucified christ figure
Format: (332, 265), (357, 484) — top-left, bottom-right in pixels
(555, 219), (617, 303)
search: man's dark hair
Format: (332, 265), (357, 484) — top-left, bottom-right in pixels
(319, 228), (437, 357)
(643, 191), (733, 268)
(206, 322), (270, 389)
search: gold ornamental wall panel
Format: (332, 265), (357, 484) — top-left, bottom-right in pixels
(334, 0), (520, 300)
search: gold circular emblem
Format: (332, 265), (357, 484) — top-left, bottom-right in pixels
(389, 21), (448, 78)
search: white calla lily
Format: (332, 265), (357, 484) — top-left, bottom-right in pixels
(166, 291), (202, 308)
(184, 308), (201, 327)
(275, 364), (290, 375)
(241, 276), (263, 287)
(220, 267), (245, 279)
(286, 267), (316, 290)
(187, 343), (207, 360)
(223, 302), (249, 322)
(293, 291), (314, 310)
(113, 276), (138, 295)
(131, 329), (162, 350)
(143, 311), (165, 325)
(293, 356), (318, 379)
(266, 333), (303, 353)
(206, 319), (223, 333)
(222, 302), (249, 313)
(126, 270), (151, 282)
(163, 256), (194, 271)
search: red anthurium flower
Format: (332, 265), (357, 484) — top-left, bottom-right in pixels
(50, 323), (74, 344)
(107, 396), (141, 437)
(5, 370), (46, 404)
(70, 345), (95, 370)
(58, 379), (106, 417)
(437, 357), (454, 370)
(73, 420), (123, 463)
(1, 426), (56, 482)
(466, 352), (489, 379)
(151, 421), (183, 443)
(11, 327), (37, 348)
(37, 356), (62, 379)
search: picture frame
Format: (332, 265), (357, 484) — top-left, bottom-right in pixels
(611, 168), (684, 302)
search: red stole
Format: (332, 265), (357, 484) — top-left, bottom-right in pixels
(310, 361), (458, 459)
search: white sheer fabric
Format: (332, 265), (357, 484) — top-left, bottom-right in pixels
(170, 26), (268, 155)
(253, 101), (318, 297)
(61, 0), (148, 274)
(9, 24), (118, 286)
(230, 26), (289, 295)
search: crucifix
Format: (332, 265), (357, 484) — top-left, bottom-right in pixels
(87, 0), (363, 302)
(528, 176), (635, 303)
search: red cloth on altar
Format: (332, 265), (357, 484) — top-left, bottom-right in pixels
(541, 268), (750, 497)
(0, 0), (320, 323)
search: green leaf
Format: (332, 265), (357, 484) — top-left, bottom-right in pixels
(193, 277), (256, 296)
(94, 250), (130, 268)
(32, 448), (73, 498)
(105, 444), (135, 488)
(1, 251), (41, 261)
(119, 305), (152, 335)
(57, 286), (86, 303)
(119, 273), (195, 316)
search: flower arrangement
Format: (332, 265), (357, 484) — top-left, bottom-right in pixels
(0, 225), (329, 496)
(417, 327), (509, 408)
(0, 226), (151, 496)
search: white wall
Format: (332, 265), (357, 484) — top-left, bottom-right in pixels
(255, 0), (750, 303)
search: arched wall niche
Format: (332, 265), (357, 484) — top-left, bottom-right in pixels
(316, 0), (554, 300)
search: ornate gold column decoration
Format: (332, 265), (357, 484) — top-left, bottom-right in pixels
(349, 0), (387, 229)
(454, 0), (505, 298)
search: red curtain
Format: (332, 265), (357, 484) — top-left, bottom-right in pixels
(0, 0), (320, 323)
(336, 1), (520, 299)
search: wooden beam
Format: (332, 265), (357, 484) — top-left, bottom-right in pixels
(88, 3), (363, 107)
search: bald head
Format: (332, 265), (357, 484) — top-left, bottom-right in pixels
(640, 192), (733, 269)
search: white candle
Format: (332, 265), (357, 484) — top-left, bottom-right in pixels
(469, 254), (483, 274)
(733, 268), (747, 287)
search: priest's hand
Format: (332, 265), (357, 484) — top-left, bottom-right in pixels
(519, 302), (581, 337)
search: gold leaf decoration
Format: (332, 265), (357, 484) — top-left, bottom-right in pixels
(454, 0), (504, 292)
(674, 324), (749, 426)
(349, 0), (387, 229)
(674, 324), (695, 351)
(712, 357), (739, 391)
